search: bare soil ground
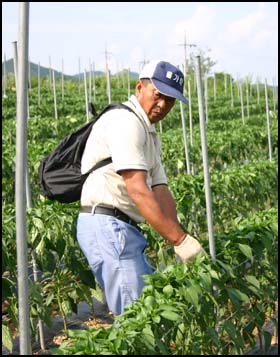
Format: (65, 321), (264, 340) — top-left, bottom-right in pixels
(2, 298), (114, 355)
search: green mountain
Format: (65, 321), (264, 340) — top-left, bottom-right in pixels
(2, 58), (139, 80)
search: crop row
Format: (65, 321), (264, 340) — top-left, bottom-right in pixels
(52, 207), (278, 355)
(2, 79), (278, 354)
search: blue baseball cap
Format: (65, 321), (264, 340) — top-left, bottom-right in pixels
(139, 60), (188, 104)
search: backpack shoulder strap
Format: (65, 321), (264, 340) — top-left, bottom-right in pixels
(85, 102), (142, 176)
(98, 102), (142, 122)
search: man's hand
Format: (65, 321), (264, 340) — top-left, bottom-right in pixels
(174, 234), (206, 262)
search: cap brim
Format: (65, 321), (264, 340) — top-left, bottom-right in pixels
(151, 79), (189, 104)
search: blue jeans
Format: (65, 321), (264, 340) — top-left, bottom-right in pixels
(77, 212), (154, 315)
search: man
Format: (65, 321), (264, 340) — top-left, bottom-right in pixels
(77, 60), (205, 315)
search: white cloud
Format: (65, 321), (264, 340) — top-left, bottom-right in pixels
(224, 5), (273, 47)
(172, 4), (217, 45)
(205, 3), (277, 78)
(129, 47), (146, 70)
(252, 28), (270, 48)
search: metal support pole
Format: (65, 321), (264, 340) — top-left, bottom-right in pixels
(52, 69), (58, 126)
(15, 2), (31, 354)
(264, 79), (273, 162)
(37, 62), (41, 107)
(246, 78), (250, 118)
(78, 57), (81, 94)
(127, 68), (131, 99)
(61, 58), (64, 102)
(159, 120), (163, 134)
(272, 77), (276, 112)
(213, 73), (216, 102)
(204, 74), (208, 122)
(240, 81), (245, 125)
(12, 41), (19, 87)
(88, 58), (92, 102)
(92, 61), (96, 102)
(230, 75), (234, 108)
(256, 77), (260, 105)
(48, 55), (52, 89)
(106, 68), (111, 104)
(84, 69), (89, 122)
(188, 80), (195, 175)
(14, 43), (45, 351)
(13, 41), (32, 210)
(195, 56), (216, 261)
(179, 101), (191, 175)
(3, 53), (7, 97)
(31, 251), (46, 351)
(188, 80), (194, 148)
(28, 56), (31, 90)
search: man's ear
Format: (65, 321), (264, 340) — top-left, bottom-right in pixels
(135, 80), (143, 94)
(135, 80), (143, 97)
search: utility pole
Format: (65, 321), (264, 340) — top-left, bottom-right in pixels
(103, 45), (113, 103)
(139, 54), (149, 73)
(178, 31), (196, 79)
(103, 44), (112, 76)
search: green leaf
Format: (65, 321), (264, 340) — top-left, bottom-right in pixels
(152, 315), (161, 324)
(79, 269), (96, 290)
(35, 237), (45, 255)
(245, 275), (260, 289)
(159, 304), (179, 312)
(207, 327), (220, 347)
(155, 337), (171, 354)
(32, 216), (45, 230)
(238, 243), (253, 260)
(223, 320), (244, 349)
(198, 271), (212, 291)
(160, 310), (181, 321)
(184, 285), (200, 308)
(216, 260), (236, 278)
(61, 300), (73, 315)
(143, 325), (155, 349)
(2, 324), (13, 353)
(55, 238), (66, 259)
(226, 287), (250, 307)
(208, 269), (220, 280)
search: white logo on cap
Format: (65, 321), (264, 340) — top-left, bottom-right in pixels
(172, 74), (183, 86)
(166, 71), (173, 79)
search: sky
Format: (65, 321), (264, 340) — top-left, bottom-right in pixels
(2, 2), (278, 84)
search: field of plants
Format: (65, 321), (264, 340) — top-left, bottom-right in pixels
(2, 71), (278, 355)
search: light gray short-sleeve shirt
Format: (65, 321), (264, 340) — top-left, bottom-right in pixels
(80, 95), (167, 222)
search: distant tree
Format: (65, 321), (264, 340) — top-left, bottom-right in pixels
(187, 47), (217, 78)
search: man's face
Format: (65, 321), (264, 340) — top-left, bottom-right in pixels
(136, 79), (175, 123)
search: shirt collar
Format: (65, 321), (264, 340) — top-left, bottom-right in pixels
(124, 95), (156, 133)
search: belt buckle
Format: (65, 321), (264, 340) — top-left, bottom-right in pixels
(92, 204), (98, 214)
(113, 207), (119, 216)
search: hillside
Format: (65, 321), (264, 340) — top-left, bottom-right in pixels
(2, 58), (139, 80)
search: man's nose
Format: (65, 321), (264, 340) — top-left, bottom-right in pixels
(157, 97), (168, 108)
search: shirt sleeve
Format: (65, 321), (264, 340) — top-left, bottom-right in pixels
(105, 110), (148, 172)
(150, 158), (168, 187)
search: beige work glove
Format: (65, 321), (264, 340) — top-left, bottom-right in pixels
(174, 234), (206, 262)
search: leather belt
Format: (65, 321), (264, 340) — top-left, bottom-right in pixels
(80, 205), (141, 231)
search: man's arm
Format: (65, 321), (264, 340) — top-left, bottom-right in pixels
(152, 184), (179, 223)
(120, 169), (185, 246)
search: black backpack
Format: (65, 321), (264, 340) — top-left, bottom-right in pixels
(39, 102), (136, 203)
